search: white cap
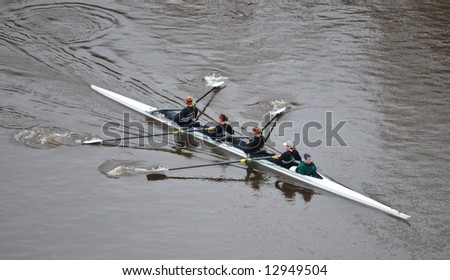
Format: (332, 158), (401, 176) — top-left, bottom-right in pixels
(283, 140), (294, 148)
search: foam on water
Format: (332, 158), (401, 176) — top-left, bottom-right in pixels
(99, 160), (159, 179)
(14, 127), (89, 148)
(106, 166), (151, 177)
(270, 100), (288, 112)
(204, 73), (228, 86)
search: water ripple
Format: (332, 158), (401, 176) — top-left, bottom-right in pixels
(1, 2), (123, 81)
(7, 2), (118, 44)
(0, 105), (40, 129)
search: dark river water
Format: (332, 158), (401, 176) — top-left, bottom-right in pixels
(1, 1), (449, 259)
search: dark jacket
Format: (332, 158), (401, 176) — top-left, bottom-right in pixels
(235, 135), (265, 154)
(274, 149), (302, 168)
(215, 123), (234, 136)
(206, 123), (234, 137)
(174, 106), (198, 126)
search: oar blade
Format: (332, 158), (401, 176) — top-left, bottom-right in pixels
(147, 167), (169, 174)
(146, 173), (169, 181)
(269, 106), (287, 117)
(204, 73), (228, 88)
(208, 80), (226, 88)
(82, 138), (103, 145)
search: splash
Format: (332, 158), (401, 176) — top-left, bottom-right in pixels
(106, 166), (150, 177)
(98, 160), (156, 179)
(14, 127), (88, 149)
(270, 100), (288, 112)
(203, 72), (228, 87)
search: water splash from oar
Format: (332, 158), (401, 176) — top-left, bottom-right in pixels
(98, 160), (157, 179)
(204, 72), (228, 87)
(14, 127), (90, 149)
(270, 100), (288, 114)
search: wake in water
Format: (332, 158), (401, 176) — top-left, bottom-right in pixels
(14, 127), (92, 149)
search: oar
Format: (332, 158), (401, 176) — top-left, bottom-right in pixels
(228, 106), (287, 138)
(196, 80), (226, 104)
(265, 122), (278, 142)
(260, 107), (287, 154)
(262, 107), (287, 131)
(147, 156), (274, 178)
(265, 107), (288, 140)
(193, 80), (226, 122)
(82, 128), (206, 145)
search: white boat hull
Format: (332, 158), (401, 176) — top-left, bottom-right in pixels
(90, 85), (410, 220)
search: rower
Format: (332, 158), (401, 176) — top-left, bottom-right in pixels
(295, 153), (320, 178)
(233, 127), (265, 155)
(167, 96), (199, 127)
(203, 113), (234, 139)
(270, 140), (302, 169)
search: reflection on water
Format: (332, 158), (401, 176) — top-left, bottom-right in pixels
(146, 174), (246, 183)
(275, 181), (314, 203)
(146, 166), (270, 189)
(244, 167), (266, 190)
(174, 133), (201, 149)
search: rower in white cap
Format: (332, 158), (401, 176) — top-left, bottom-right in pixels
(271, 140), (302, 169)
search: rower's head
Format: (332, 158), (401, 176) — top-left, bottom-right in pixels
(304, 153), (313, 164)
(252, 127), (262, 136)
(283, 140), (295, 151)
(219, 113), (228, 123)
(185, 96), (193, 106)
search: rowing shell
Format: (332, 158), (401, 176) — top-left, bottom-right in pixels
(90, 85), (411, 220)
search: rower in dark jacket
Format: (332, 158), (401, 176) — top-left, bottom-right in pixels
(234, 127), (265, 155)
(203, 113), (234, 138)
(271, 140), (302, 168)
(168, 96), (199, 127)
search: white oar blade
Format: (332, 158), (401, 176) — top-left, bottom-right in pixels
(147, 167), (169, 175)
(82, 138), (103, 145)
(270, 106), (287, 116)
(397, 212), (411, 220)
(209, 80), (226, 88)
(204, 73), (228, 88)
